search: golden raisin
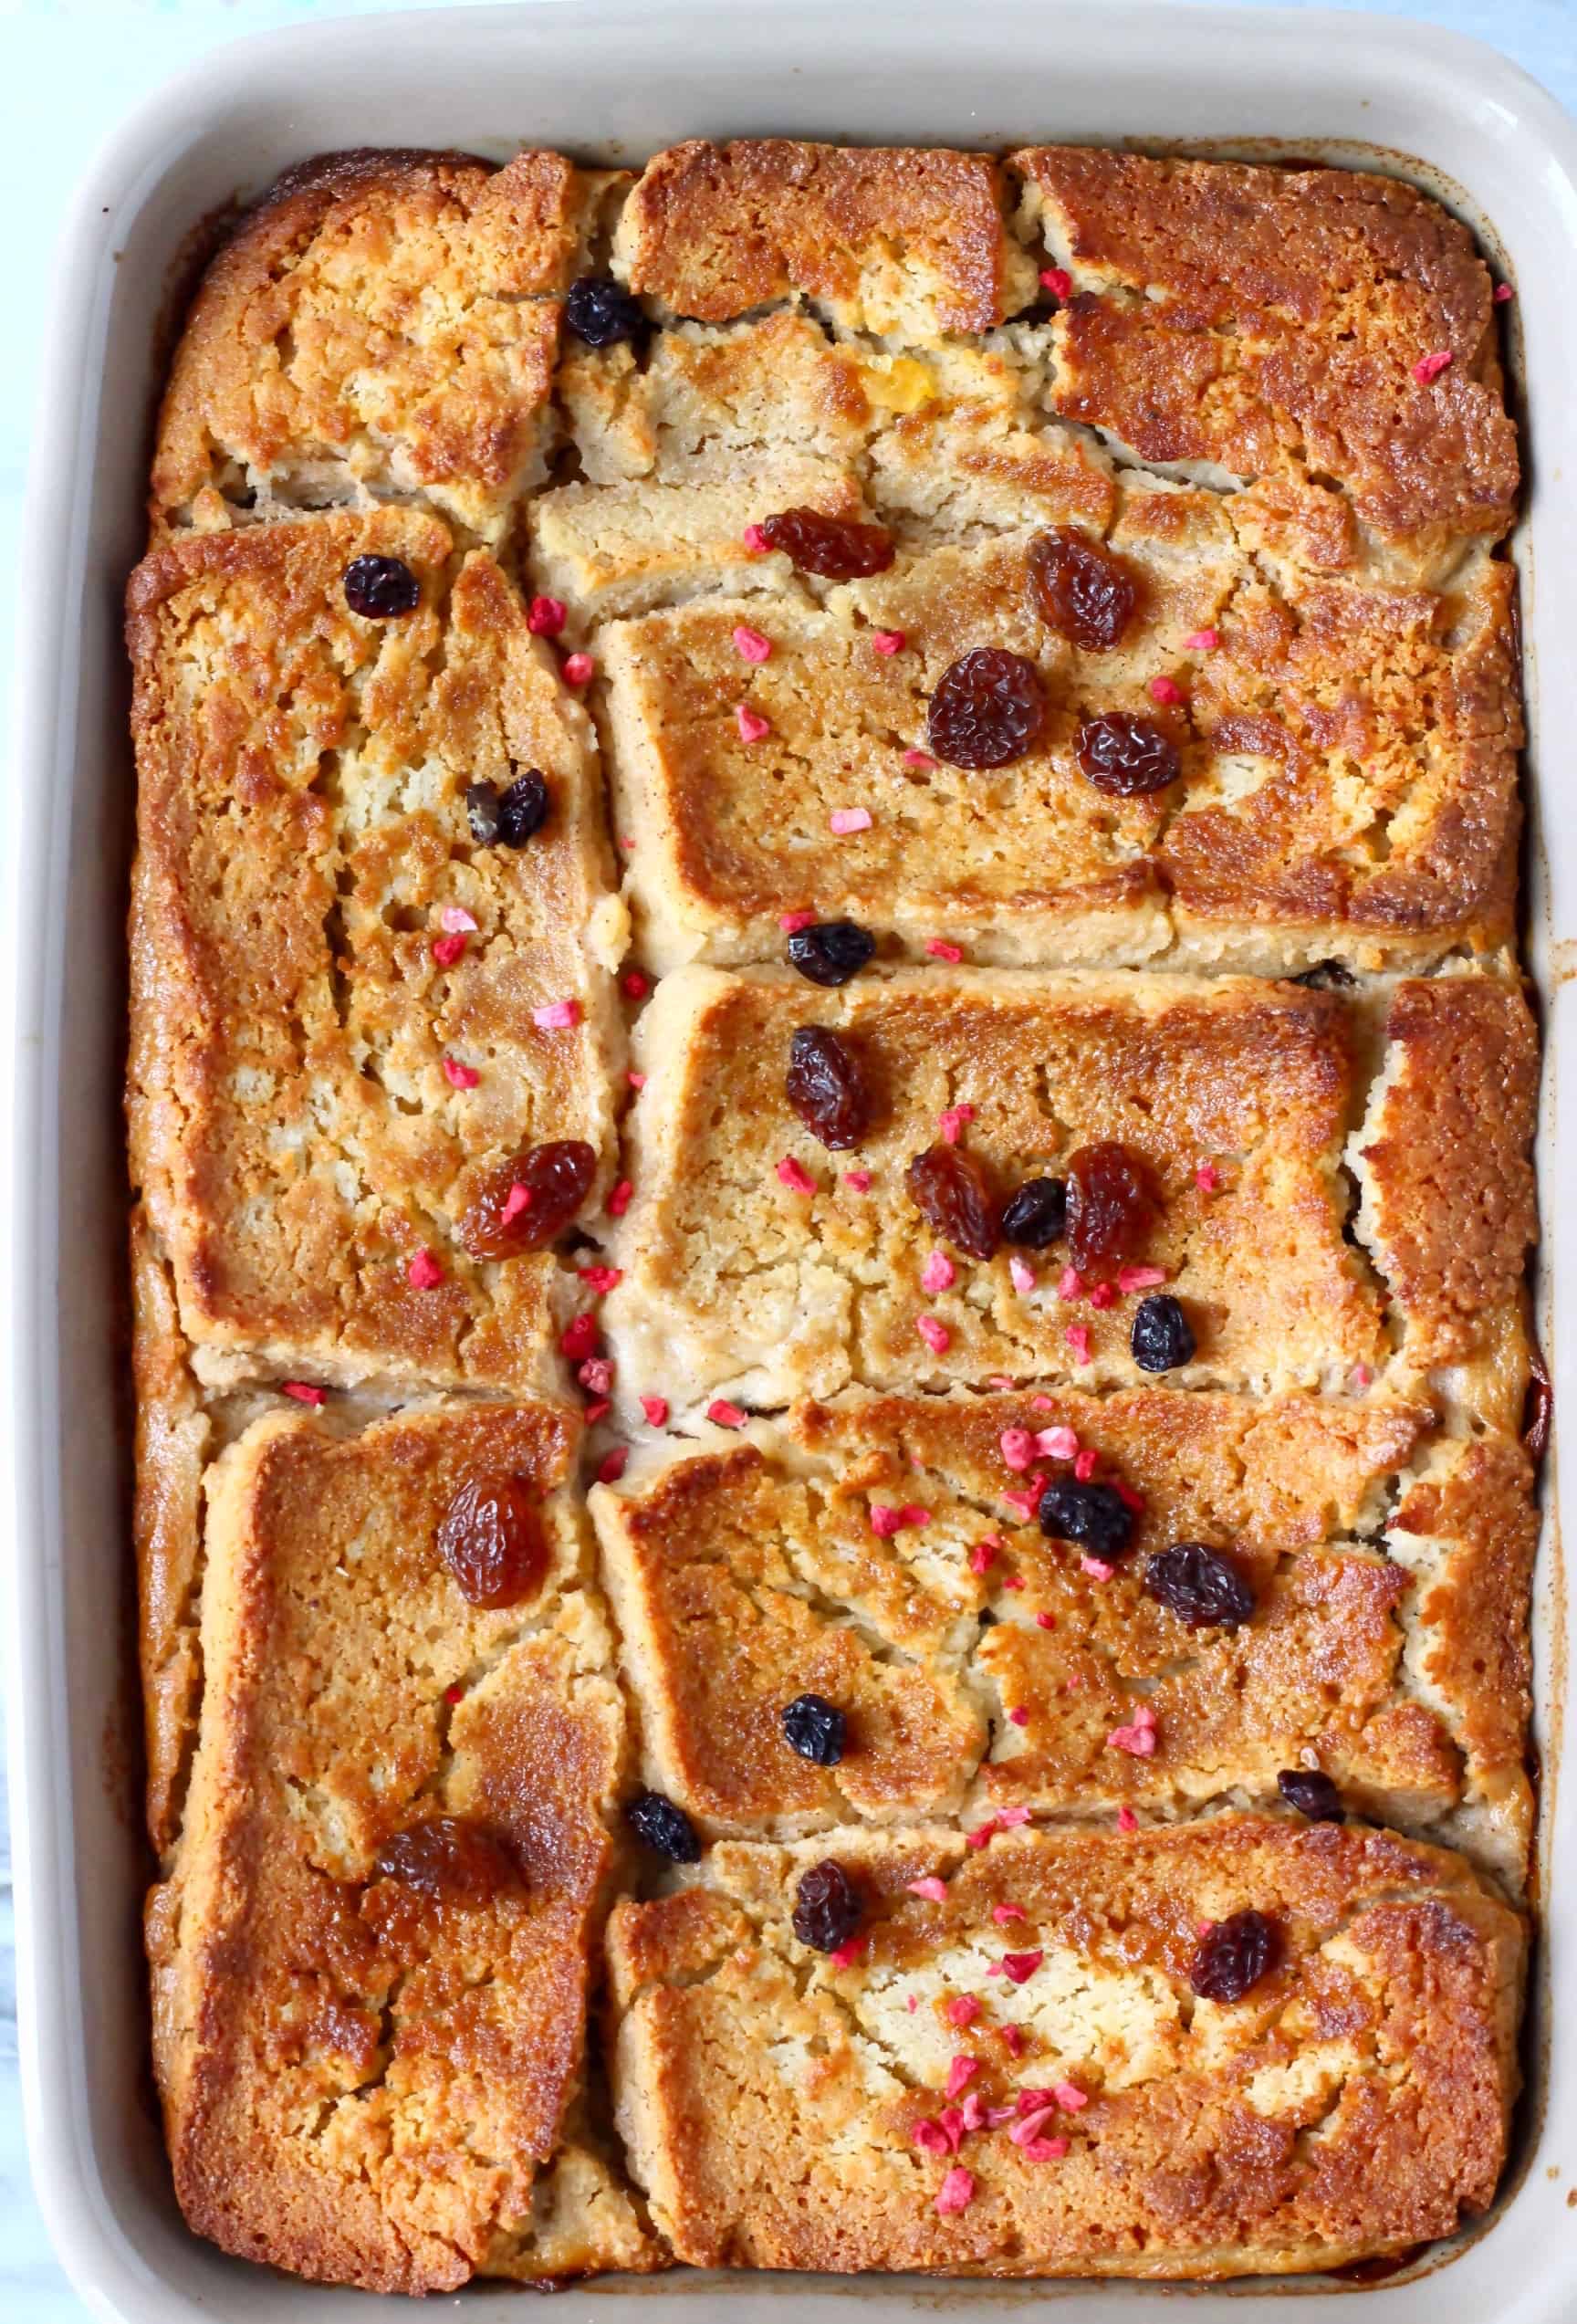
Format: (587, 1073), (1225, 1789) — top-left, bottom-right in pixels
(907, 1144), (998, 1261)
(759, 507), (895, 579)
(1064, 1141), (1159, 1272)
(1027, 529), (1138, 650)
(437, 1474), (548, 1607)
(458, 1139), (596, 1259)
(371, 1816), (519, 1903)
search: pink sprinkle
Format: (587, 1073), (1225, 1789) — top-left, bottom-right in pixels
(1117, 1804), (1139, 1833)
(742, 523), (769, 554)
(923, 1250), (957, 1294)
(1148, 675), (1185, 707)
(578, 1356), (615, 1396)
(406, 1249), (444, 1291)
(1183, 628), (1220, 652)
(431, 933), (467, 968)
(281, 1381), (326, 1406)
(777, 1156), (817, 1195)
(872, 630), (906, 655)
(1008, 1256), (1036, 1295)
(1107, 1703), (1158, 1757)
(1001, 1488), (1039, 1523)
(621, 969), (650, 999)
(597, 1446), (629, 1484)
(898, 1504), (933, 1529)
(989, 1375), (1017, 1391)
(1057, 1267), (1083, 1301)
(1023, 2134), (1070, 2162)
(442, 1054), (480, 1090)
(1351, 1363), (1374, 1390)
(1002, 1575), (1025, 1591)
(608, 1178), (633, 1218)
(903, 748), (937, 769)
(732, 624), (773, 665)
(999, 1950), (1044, 1984)
(829, 1935), (865, 1969)
(966, 1819), (999, 1852)
(844, 1168), (872, 1192)
(829, 806), (872, 834)
(640, 1394), (670, 1428)
(1000, 1428), (1035, 1472)
(438, 904), (477, 934)
(561, 651), (595, 686)
(913, 2118), (952, 2157)
(580, 1265), (623, 1296)
(1081, 1556), (1115, 1582)
(871, 1503), (903, 1537)
(935, 2166), (975, 2217)
(968, 1539), (997, 1576)
(736, 703), (772, 745)
(1494, 281), (1515, 303)
(1195, 1161), (1220, 1192)
(708, 1399), (747, 1429)
(1009, 2106), (1058, 2149)
(946, 2056), (980, 2100)
(1065, 1325), (1091, 1364)
(1117, 1264), (1167, 1293)
(926, 937), (965, 963)
(1000, 2024), (1027, 2057)
(1008, 1706), (1029, 1728)
(917, 1315), (952, 1356)
(1037, 1425), (1078, 1460)
(1412, 348), (1454, 384)
(1039, 266), (1072, 298)
(908, 1877), (949, 1902)
(993, 1901), (1027, 1924)
(997, 1806), (1031, 1827)
(1112, 1481), (1144, 1514)
(938, 1104), (975, 1145)
(1053, 2082), (1089, 2113)
(779, 908), (817, 933)
(627, 1070), (647, 1090)
(945, 1994), (981, 2027)
(1088, 1282), (1115, 1311)
(960, 2091), (990, 2132)
(583, 1398), (611, 1426)
(907, 1994), (920, 2013)
(1073, 1448), (1099, 1483)
(560, 1314), (598, 1360)
(533, 999), (581, 1031)
(527, 595), (567, 637)
(621, 835), (635, 851)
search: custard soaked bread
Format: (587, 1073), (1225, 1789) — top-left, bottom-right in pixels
(604, 965), (1534, 1416)
(607, 1816), (1523, 2275)
(133, 136), (1537, 2294)
(146, 1398), (653, 2291)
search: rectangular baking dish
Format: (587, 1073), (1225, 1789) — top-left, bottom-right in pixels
(7, 3), (1574, 2317)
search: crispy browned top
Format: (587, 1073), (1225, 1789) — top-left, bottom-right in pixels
(615, 140), (1032, 334)
(1014, 148), (1518, 549)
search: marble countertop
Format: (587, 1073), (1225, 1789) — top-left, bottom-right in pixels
(2, 0), (1572, 2314)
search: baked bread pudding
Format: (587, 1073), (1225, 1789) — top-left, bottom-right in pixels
(128, 140), (1539, 2291)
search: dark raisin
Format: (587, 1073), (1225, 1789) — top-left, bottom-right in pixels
(786, 1027), (871, 1150)
(1144, 1543), (1255, 1630)
(1074, 712), (1181, 796)
(792, 1859), (862, 1953)
(343, 554), (422, 620)
(564, 275), (648, 349)
(1189, 1910), (1279, 2002)
(1027, 529), (1139, 651)
(781, 1694), (847, 1766)
(437, 1474), (548, 1607)
(625, 1790), (701, 1863)
(372, 1816), (518, 1903)
(1290, 959), (1356, 990)
(907, 1143), (998, 1261)
(497, 769), (550, 846)
(1524, 1353), (1552, 1461)
(1064, 1141), (1160, 1272)
(927, 648), (1046, 770)
(1131, 1293), (1196, 1373)
(1277, 1768), (1345, 1823)
(1039, 1478), (1135, 1561)
(758, 507), (895, 580)
(459, 1139), (597, 1259)
(1001, 1176), (1067, 1249)
(465, 781), (503, 845)
(788, 920), (877, 987)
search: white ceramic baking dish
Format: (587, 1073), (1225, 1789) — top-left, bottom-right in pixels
(7, 2), (1574, 2316)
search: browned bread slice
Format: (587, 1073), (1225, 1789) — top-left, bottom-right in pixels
(607, 1816), (1523, 2274)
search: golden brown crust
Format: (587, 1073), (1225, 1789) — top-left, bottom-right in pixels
(127, 508), (620, 1395)
(148, 1399), (653, 2290)
(1013, 149), (1518, 550)
(615, 141), (1036, 336)
(151, 148), (598, 542)
(607, 1816), (1523, 2274)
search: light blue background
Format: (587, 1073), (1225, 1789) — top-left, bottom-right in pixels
(1, 2), (1572, 2315)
